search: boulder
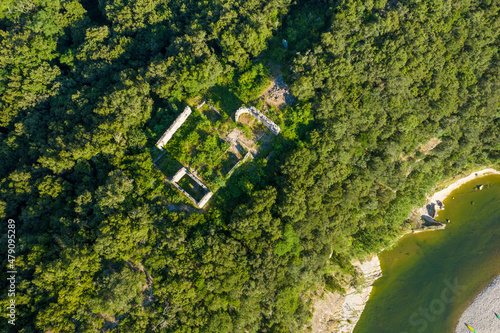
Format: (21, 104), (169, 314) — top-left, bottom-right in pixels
(421, 215), (445, 226)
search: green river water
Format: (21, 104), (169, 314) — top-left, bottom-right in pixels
(354, 174), (500, 333)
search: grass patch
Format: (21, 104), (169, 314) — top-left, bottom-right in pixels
(200, 107), (221, 123)
(207, 85), (243, 117)
(177, 175), (208, 202)
(221, 152), (242, 175)
(191, 135), (230, 170)
(156, 155), (184, 179)
(162, 111), (211, 165)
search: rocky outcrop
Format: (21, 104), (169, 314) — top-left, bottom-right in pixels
(311, 255), (382, 333)
(425, 199), (445, 223)
(421, 215), (446, 227)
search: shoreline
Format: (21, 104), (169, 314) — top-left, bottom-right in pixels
(385, 168), (500, 333)
(406, 168), (500, 333)
(406, 168), (500, 233)
(415, 168), (500, 219)
(352, 168), (500, 332)
(310, 255), (382, 333)
(455, 275), (500, 333)
(311, 168), (500, 333)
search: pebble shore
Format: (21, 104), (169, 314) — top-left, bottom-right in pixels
(454, 275), (500, 333)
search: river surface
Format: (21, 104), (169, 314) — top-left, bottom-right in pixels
(354, 174), (500, 333)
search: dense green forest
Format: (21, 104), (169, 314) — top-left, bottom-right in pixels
(1, 0), (499, 331)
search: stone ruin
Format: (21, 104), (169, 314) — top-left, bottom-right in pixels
(155, 102), (277, 210)
(266, 74), (295, 106)
(235, 106), (281, 135)
(170, 167), (213, 209)
(196, 100), (206, 109)
(226, 151), (253, 177)
(196, 100), (221, 115)
(156, 106), (192, 150)
(154, 106), (213, 208)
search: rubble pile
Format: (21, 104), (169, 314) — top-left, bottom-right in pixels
(266, 74), (295, 105)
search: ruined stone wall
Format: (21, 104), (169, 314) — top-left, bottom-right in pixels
(172, 167), (187, 183)
(235, 106), (280, 135)
(171, 181), (198, 206)
(226, 151), (253, 176)
(184, 169), (210, 192)
(156, 106), (192, 149)
(197, 192), (213, 208)
(169, 167), (213, 208)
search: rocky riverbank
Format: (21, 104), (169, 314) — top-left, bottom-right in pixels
(311, 255), (382, 333)
(311, 168), (500, 333)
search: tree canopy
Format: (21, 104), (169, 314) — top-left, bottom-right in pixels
(0, 0), (499, 332)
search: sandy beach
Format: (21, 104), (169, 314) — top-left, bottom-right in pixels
(413, 168), (500, 223)
(455, 275), (500, 333)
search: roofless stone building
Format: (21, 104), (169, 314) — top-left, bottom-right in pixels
(170, 167), (213, 209)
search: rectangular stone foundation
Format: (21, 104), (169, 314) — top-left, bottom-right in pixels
(170, 167), (213, 208)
